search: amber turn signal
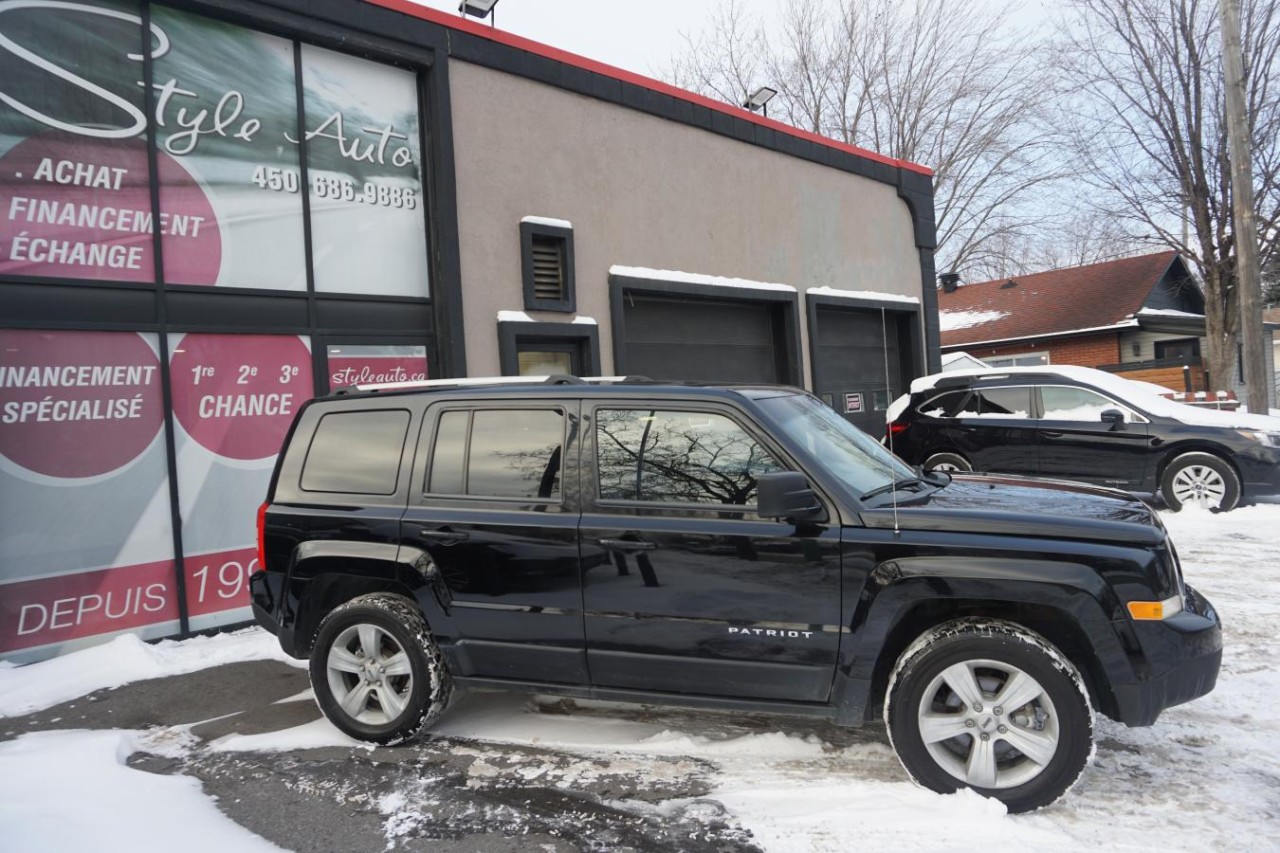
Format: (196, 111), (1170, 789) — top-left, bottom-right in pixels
(1127, 595), (1184, 621)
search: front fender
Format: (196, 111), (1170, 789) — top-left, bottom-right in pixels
(832, 556), (1131, 724)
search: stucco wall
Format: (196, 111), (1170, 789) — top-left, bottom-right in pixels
(447, 60), (923, 381)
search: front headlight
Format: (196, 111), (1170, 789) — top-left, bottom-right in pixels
(1236, 430), (1280, 447)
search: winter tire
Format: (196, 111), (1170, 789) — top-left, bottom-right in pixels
(1161, 452), (1240, 512)
(309, 593), (452, 745)
(885, 619), (1093, 813)
(923, 452), (972, 473)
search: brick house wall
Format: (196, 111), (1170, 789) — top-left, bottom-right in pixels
(958, 333), (1122, 367)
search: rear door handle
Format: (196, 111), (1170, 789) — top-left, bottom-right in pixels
(597, 538), (657, 551)
(1040, 431), (1064, 439)
(418, 529), (469, 545)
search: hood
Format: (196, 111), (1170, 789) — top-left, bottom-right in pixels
(859, 473), (1165, 546)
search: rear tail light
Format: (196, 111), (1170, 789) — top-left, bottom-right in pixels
(886, 421), (909, 442)
(256, 501), (269, 571)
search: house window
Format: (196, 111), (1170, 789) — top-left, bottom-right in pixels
(497, 321), (601, 378)
(985, 352), (1050, 368)
(521, 220), (575, 312)
(1155, 338), (1201, 361)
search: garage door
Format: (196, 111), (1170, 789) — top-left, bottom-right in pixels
(620, 296), (783, 383)
(811, 305), (910, 435)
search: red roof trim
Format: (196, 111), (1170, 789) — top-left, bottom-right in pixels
(365, 0), (932, 177)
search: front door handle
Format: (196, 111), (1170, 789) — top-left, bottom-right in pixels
(597, 538), (657, 551)
(418, 529), (469, 545)
(1040, 431), (1064, 439)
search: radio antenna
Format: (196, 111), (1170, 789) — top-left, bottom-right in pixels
(881, 307), (900, 536)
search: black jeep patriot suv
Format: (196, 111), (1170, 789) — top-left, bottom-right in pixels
(250, 377), (1221, 812)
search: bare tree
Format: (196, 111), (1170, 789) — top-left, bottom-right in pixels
(666, 0), (1060, 275)
(1059, 0), (1280, 390)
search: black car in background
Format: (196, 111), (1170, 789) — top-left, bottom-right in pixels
(886, 365), (1280, 511)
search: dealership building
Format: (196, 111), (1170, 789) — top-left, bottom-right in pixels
(0, 0), (939, 661)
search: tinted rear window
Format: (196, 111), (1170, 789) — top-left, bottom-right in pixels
(426, 409), (564, 500)
(917, 391), (969, 418)
(301, 409), (410, 495)
(957, 387), (1031, 418)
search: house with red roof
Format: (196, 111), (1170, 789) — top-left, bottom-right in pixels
(938, 252), (1226, 393)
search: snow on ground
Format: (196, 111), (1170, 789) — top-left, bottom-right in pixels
(0, 729), (283, 853)
(0, 628), (301, 717)
(1, 506), (1278, 851)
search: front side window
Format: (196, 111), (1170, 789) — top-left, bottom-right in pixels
(427, 409), (563, 500)
(957, 387), (1031, 418)
(596, 409), (782, 505)
(1040, 386), (1133, 422)
(756, 393), (915, 496)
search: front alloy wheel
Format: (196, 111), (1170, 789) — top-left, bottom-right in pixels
(916, 659), (1060, 790)
(885, 620), (1093, 813)
(1161, 452), (1240, 512)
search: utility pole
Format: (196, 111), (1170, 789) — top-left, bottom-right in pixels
(1220, 0), (1269, 412)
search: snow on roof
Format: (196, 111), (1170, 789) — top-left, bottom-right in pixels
(937, 251), (1184, 346)
(938, 309), (1009, 332)
(521, 215), (572, 229)
(1135, 307), (1205, 319)
(805, 286), (920, 305)
(909, 364), (1280, 430)
(609, 266), (796, 293)
(498, 310), (597, 325)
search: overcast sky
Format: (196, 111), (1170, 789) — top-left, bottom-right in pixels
(406, 1), (1049, 79)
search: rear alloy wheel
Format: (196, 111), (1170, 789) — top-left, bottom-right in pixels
(885, 620), (1093, 813)
(923, 452), (972, 473)
(1161, 452), (1240, 512)
(310, 593), (452, 745)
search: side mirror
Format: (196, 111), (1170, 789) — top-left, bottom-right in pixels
(1100, 409), (1126, 430)
(756, 471), (824, 522)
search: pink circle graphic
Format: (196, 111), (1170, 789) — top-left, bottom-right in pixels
(0, 131), (221, 284)
(0, 330), (164, 479)
(170, 334), (312, 460)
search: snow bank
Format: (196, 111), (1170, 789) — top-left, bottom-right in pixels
(0, 629), (300, 718)
(0, 729), (282, 852)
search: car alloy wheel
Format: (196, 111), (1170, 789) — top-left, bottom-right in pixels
(326, 623), (415, 725)
(916, 659), (1060, 790)
(1169, 464), (1227, 509)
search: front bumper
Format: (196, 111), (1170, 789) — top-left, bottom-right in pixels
(1110, 584), (1222, 727)
(1238, 445), (1280, 498)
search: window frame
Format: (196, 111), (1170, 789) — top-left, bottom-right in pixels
(497, 320), (601, 377)
(520, 221), (576, 313)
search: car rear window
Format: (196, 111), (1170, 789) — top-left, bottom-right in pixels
(957, 387), (1031, 418)
(427, 409), (564, 500)
(916, 391), (969, 418)
(301, 409), (410, 495)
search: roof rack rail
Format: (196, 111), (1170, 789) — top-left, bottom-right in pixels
(338, 375), (633, 394)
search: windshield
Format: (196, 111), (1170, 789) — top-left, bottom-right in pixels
(757, 393), (917, 496)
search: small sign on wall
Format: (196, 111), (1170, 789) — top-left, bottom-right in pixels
(844, 392), (864, 414)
